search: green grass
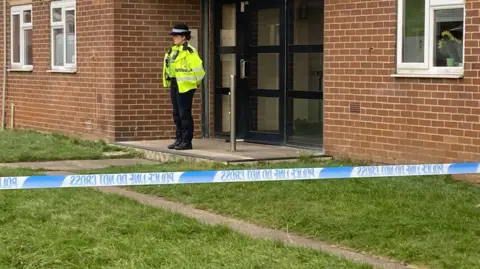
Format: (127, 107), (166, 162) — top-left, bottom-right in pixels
(0, 130), (140, 163)
(0, 168), (371, 269)
(0, 166), (45, 177)
(80, 160), (480, 269)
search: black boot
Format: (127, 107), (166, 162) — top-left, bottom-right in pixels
(174, 142), (193, 150)
(167, 140), (181, 149)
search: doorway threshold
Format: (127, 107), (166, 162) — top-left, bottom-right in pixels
(116, 138), (331, 164)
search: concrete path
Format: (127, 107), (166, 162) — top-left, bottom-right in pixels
(0, 160), (419, 269)
(98, 186), (419, 269)
(0, 158), (157, 171)
(118, 138), (327, 163)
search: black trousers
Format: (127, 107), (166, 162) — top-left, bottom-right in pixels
(170, 79), (196, 144)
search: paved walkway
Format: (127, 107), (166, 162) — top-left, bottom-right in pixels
(0, 158), (157, 171)
(1, 158), (418, 269)
(99, 186), (418, 269)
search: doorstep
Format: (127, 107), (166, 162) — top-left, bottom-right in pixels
(116, 138), (331, 164)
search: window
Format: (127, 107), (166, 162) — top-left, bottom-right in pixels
(50, 0), (76, 72)
(10, 4), (32, 70)
(396, 0), (465, 77)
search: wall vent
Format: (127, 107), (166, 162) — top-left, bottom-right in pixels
(350, 102), (361, 114)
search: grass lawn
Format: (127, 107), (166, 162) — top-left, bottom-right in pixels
(0, 168), (371, 269)
(80, 160), (480, 269)
(0, 130), (140, 162)
(0, 167), (44, 177)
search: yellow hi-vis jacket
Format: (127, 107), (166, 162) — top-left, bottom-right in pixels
(162, 42), (205, 93)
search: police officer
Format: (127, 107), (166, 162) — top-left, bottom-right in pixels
(163, 24), (205, 150)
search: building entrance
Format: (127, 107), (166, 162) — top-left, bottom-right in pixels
(214, 0), (324, 147)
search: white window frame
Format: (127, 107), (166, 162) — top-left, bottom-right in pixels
(50, 0), (76, 72)
(395, 0), (465, 78)
(10, 4), (32, 71)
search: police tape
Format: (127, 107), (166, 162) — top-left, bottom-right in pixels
(0, 162), (478, 190)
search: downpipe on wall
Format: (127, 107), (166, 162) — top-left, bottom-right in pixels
(1, 0), (6, 131)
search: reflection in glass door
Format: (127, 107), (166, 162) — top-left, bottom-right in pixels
(213, 0), (324, 148)
(214, 1), (240, 137)
(243, 1), (285, 143)
(286, 0), (324, 147)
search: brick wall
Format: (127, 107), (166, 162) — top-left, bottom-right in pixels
(113, 0), (202, 141)
(323, 0), (480, 164)
(0, 0), (116, 140)
(0, 0), (203, 142)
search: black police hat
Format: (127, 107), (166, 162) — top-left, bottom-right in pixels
(170, 24), (191, 35)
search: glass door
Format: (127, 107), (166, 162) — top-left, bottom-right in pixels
(286, 0), (324, 147)
(214, 0), (245, 139)
(242, 0), (286, 143)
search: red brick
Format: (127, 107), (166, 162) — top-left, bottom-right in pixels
(324, 0), (480, 164)
(0, 0), (201, 142)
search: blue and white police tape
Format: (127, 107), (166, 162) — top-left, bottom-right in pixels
(0, 162), (479, 190)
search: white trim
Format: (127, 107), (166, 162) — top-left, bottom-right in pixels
(7, 67), (33, 72)
(47, 69), (76, 73)
(50, 0), (76, 72)
(10, 4), (32, 70)
(430, 0), (463, 7)
(395, 0), (465, 78)
(391, 73), (462, 79)
(396, 0), (428, 70)
(429, 4), (464, 71)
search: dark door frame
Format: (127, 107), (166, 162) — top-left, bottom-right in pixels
(213, 0), (244, 139)
(213, 0), (286, 145)
(212, 0), (324, 148)
(284, 0), (324, 148)
(242, 0), (286, 144)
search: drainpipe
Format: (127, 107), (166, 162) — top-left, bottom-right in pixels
(1, 0), (6, 131)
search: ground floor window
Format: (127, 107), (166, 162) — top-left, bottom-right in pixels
(51, 0), (76, 72)
(11, 4), (32, 70)
(396, 0), (464, 77)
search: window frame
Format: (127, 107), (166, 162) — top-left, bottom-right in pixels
(10, 4), (32, 71)
(395, 0), (465, 78)
(50, 0), (76, 72)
